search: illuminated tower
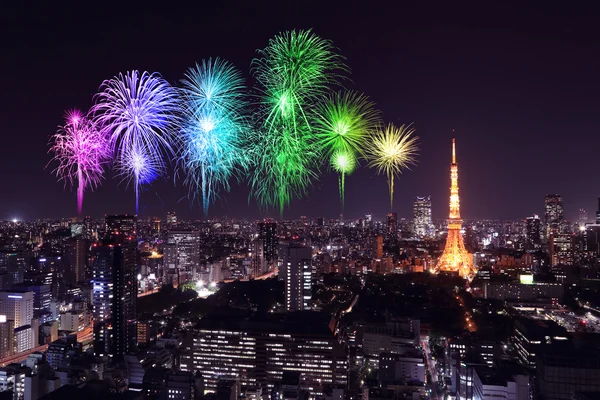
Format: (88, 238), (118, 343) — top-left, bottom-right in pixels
(436, 138), (476, 280)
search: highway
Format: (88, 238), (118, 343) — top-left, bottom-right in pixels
(0, 344), (49, 367)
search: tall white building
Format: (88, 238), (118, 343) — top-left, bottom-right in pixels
(280, 245), (312, 312)
(164, 231), (201, 277)
(0, 291), (34, 328)
(413, 196), (433, 237)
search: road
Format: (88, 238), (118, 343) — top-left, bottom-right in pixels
(422, 337), (442, 400)
(0, 344), (49, 367)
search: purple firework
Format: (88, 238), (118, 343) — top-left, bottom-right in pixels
(92, 71), (179, 214)
(49, 109), (110, 214)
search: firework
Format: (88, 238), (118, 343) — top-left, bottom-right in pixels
(365, 123), (419, 209)
(179, 59), (248, 215)
(315, 91), (379, 206)
(249, 29), (346, 214)
(93, 71), (179, 213)
(49, 109), (110, 214)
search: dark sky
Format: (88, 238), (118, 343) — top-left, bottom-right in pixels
(2, 1), (600, 221)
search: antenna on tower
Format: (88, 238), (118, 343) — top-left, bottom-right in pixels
(452, 130), (456, 164)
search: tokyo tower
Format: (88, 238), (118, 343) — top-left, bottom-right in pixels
(435, 138), (477, 280)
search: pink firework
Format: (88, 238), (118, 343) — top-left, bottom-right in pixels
(49, 110), (110, 214)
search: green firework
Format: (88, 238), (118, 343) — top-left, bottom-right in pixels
(249, 29), (346, 214)
(315, 91), (379, 207)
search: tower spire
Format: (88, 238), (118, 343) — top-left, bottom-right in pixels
(452, 137), (456, 164)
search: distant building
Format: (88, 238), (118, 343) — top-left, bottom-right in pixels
(379, 352), (426, 384)
(479, 280), (564, 303)
(550, 233), (573, 266)
(105, 214), (136, 237)
(163, 230), (200, 280)
(413, 196), (433, 237)
(371, 235), (383, 259)
(280, 245), (312, 312)
(545, 194), (564, 237)
(258, 221), (278, 270)
(386, 213), (398, 241)
(66, 237), (86, 284)
(577, 208), (588, 229)
(525, 215), (541, 249)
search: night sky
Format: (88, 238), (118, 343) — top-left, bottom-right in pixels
(2, 2), (600, 221)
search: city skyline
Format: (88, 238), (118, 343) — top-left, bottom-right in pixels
(4, 3), (600, 220)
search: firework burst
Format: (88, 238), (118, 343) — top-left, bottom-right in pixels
(249, 29), (347, 214)
(93, 71), (179, 213)
(365, 123), (419, 209)
(179, 58), (248, 215)
(49, 109), (110, 214)
(315, 91), (379, 207)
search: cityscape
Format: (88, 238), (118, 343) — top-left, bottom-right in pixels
(2, 2), (600, 400)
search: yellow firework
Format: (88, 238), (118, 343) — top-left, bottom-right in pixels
(366, 123), (419, 208)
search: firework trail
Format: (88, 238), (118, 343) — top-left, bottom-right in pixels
(314, 91), (379, 207)
(49, 109), (110, 214)
(179, 58), (248, 215)
(93, 71), (179, 213)
(249, 29), (346, 214)
(365, 123), (419, 209)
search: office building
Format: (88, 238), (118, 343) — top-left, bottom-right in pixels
(378, 352), (426, 384)
(60, 311), (88, 332)
(0, 291), (33, 328)
(280, 245), (312, 312)
(14, 324), (34, 353)
(192, 313), (347, 396)
(512, 318), (568, 368)
(105, 214), (136, 237)
(167, 211), (177, 226)
(0, 252), (30, 285)
(165, 371), (195, 400)
(250, 238), (265, 277)
(372, 235), (383, 259)
(0, 316), (14, 358)
(258, 221), (278, 270)
(525, 215), (541, 249)
(545, 194), (564, 237)
(454, 364), (530, 400)
(163, 230), (200, 278)
(66, 237), (86, 284)
(537, 343), (600, 400)
(549, 233), (573, 266)
(386, 213), (398, 240)
(413, 196), (433, 237)
(479, 280), (564, 302)
(91, 236), (137, 359)
(577, 208), (588, 229)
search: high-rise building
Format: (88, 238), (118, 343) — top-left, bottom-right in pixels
(66, 237), (86, 284)
(105, 215), (137, 237)
(258, 222), (278, 270)
(0, 316), (14, 358)
(550, 233), (573, 266)
(386, 213), (398, 240)
(250, 238), (265, 277)
(596, 198), (600, 225)
(91, 235), (137, 360)
(413, 196), (433, 237)
(544, 194), (564, 237)
(372, 235), (383, 259)
(436, 138), (476, 280)
(11, 284), (51, 322)
(577, 208), (588, 229)
(163, 231), (200, 280)
(280, 244), (312, 312)
(167, 212), (177, 226)
(525, 215), (541, 249)
(0, 291), (33, 328)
